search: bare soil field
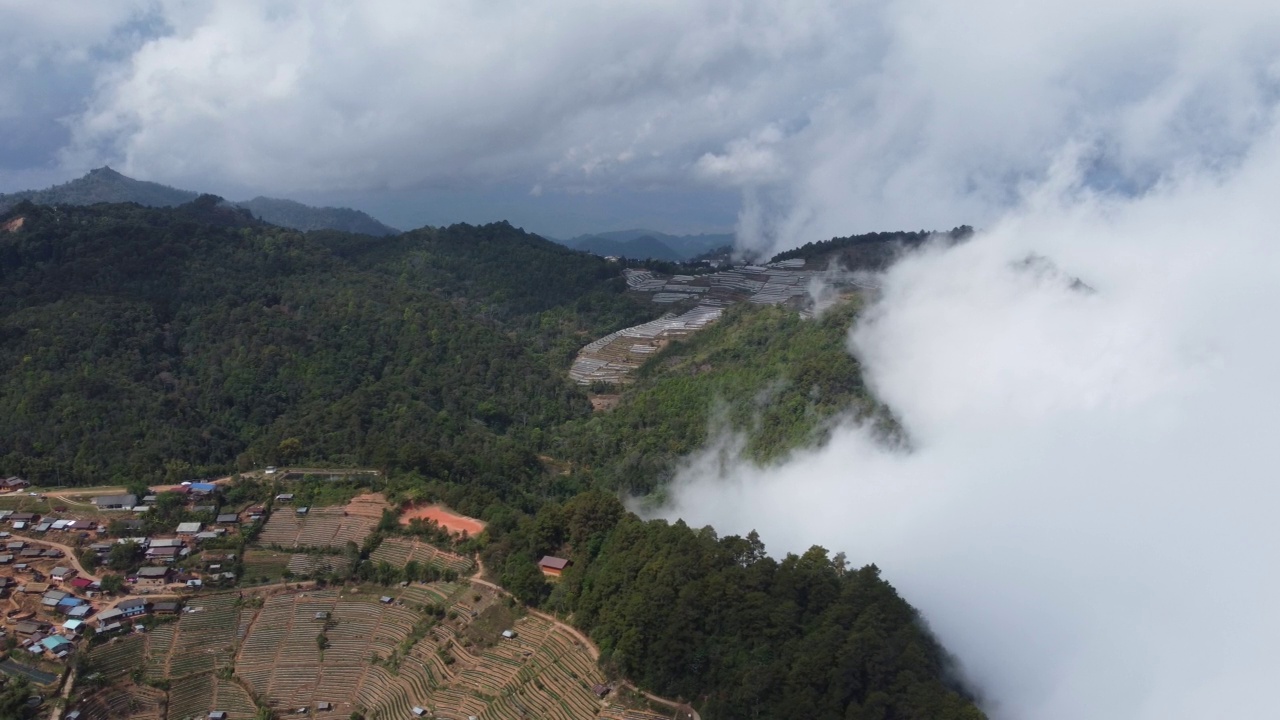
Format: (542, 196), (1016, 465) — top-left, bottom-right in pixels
(398, 504), (487, 536)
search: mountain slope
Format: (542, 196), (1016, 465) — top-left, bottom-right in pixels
(554, 300), (896, 495)
(234, 196), (400, 235)
(569, 234), (684, 261)
(0, 201), (644, 492)
(0, 167), (401, 236)
(564, 229), (735, 260)
(0, 166), (198, 210)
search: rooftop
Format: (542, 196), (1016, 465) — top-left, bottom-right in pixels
(538, 555), (570, 570)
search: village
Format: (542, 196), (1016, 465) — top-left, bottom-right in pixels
(0, 473), (687, 720)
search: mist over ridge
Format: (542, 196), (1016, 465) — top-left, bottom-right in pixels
(659, 134), (1280, 718)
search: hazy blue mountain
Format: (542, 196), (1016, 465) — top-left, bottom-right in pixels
(562, 228), (735, 261)
(570, 234), (684, 261)
(0, 166), (198, 211)
(0, 168), (400, 236)
(234, 196), (399, 236)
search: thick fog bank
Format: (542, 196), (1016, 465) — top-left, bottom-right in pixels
(658, 135), (1280, 719)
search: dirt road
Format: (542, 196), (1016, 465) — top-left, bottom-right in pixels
(8, 532), (100, 582)
(37, 467), (380, 503)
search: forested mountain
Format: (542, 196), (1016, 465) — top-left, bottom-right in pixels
(0, 199), (648, 490)
(0, 166), (198, 210)
(478, 492), (984, 720)
(0, 167), (400, 236)
(569, 234), (684, 262)
(1, 200), (985, 719)
(772, 226), (975, 270)
(233, 196), (399, 235)
(554, 301), (895, 494)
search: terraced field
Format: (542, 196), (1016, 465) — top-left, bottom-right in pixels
(77, 581), (666, 720)
(235, 586), (436, 714)
(259, 502), (383, 549)
(286, 552), (352, 577)
(140, 593), (242, 682)
(242, 548), (294, 580)
(76, 685), (165, 720)
(369, 537), (474, 575)
(87, 633), (147, 677)
(165, 672), (258, 720)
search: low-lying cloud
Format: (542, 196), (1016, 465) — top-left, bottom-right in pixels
(659, 128), (1280, 719)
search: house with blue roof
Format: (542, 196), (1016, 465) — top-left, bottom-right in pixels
(40, 635), (73, 655)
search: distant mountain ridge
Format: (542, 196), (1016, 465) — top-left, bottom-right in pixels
(560, 228), (734, 261)
(0, 167), (401, 236)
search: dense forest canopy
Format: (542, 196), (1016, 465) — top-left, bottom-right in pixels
(771, 226), (975, 270)
(0, 200), (650, 492)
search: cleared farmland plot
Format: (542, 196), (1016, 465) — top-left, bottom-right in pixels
(242, 548), (294, 580)
(369, 537), (474, 575)
(87, 633), (146, 677)
(286, 552), (352, 577)
(77, 684), (165, 720)
(103, 581), (657, 719)
(259, 505), (381, 548)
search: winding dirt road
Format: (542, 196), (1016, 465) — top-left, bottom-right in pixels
(7, 532), (100, 582)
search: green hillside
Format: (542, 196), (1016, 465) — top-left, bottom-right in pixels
(235, 195), (400, 235)
(554, 301), (896, 494)
(0, 200), (648, 493)
(0, 200), (985, 720)
(0, 167), (402, 237)
(0, 166), (197, 210)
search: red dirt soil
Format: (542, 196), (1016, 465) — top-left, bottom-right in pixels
(399, 504), (487, 536)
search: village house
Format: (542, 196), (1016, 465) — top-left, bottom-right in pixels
(69, 577), (95, 591)
(153, 601), (181, 615)
(50, 567), (76, 582)
(40, 634), (73, 658)
(176, 522), (203, 535)
(538, 555), (570, 577)
(117, 598), (151, 617)
(215, 513), (240, 525)
(91, 494), (137, 510)
(62, 618), (85, 635)
(14, 620), (43, 635)
(0, 476), (29, 492)
(135, 566), (171, 587)
(8, 512), (37, 524)
(275, 493), (295, 503)
(146, 545), (183, 563)
(96, 608), (124, 626)
(188, 482), (217, 494)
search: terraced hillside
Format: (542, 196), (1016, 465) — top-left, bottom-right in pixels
(259, 494), (387, 548)
(370, 537), (474, 575)
(225, 583), (618, 719)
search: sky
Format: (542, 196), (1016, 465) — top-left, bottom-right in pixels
(6, 0), (1273, 243)
(8, 3), (1280, 716)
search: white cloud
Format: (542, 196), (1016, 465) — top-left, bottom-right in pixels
(658, 123), (1280, 718)
(61, 0), (872, 196)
